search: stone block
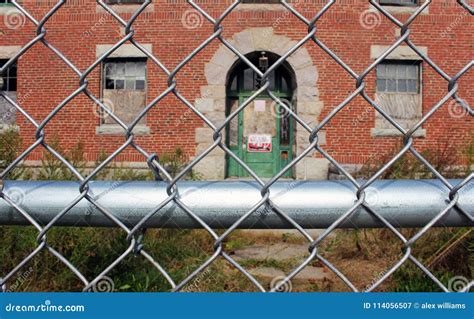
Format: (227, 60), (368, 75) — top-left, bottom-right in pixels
(195, 127), (214, 143)
(296, 157), (329, 180)
(193, 155), (225, 180)
(195, 98), (215, 113)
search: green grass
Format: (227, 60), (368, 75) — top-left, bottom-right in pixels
(0, 227), (262, 292)
(392, 266), (457, 292)
(1, 225), (472, 292)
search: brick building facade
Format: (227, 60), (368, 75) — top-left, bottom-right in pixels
(0, 0), (472, 180)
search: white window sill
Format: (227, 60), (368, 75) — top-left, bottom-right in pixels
(96, 3), (154, 14)
(96, 43), (152, 58)
(235, 4), (286, 12)
(0, 124), (19, 133)
(371, 128), (426, 138)
(0, 6), (19, 15)
(96, 124), (150, 136)
(370, 45), (427, 61)
(369, 4), (429, 15)
(0, 45), (21, 59)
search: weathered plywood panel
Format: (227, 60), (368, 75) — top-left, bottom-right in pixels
(103, 90), (146, 125)
(0, 92), (17, 125)
(375, 93), (421, 130)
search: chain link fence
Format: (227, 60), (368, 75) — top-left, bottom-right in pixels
(0, 0), (473, 292)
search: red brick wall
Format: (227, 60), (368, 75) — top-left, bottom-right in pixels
(1, 0), (472, 166)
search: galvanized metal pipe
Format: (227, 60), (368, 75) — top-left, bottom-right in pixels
(0, 180), (472, 229)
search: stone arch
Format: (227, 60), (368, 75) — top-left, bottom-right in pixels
(194, 27), (327, 180)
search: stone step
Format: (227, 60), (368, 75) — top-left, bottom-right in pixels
(250, 266), (330, 282)
(232, 243), (310, 261)
(239, 229), (325, 238)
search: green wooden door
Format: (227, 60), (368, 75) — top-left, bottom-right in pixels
(226, 51), (295, 178)
(227, 94), (294, 178)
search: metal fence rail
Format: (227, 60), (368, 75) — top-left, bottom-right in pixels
(0, 0), (473, 293)
(1, 180), (473, 229)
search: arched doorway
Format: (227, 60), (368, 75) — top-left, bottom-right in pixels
(226, 52), (296, 178)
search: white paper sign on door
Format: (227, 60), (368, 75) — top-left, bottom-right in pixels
(254, 100), (266, 112)
(248, 134), (272, 152)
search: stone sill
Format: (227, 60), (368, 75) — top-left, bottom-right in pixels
(0, 124), (19, 133)
(370, 45), (427, 61)
(371, 128), (426, 138)
(96, 124), (150, 136)
(369, 4), (429, 15)
(0, 5), (18, 15)
(96, 3), (154, 14)
(235, 4), (286, 12)
(0, 45), (21, 59)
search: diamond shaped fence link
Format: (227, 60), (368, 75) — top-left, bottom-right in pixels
(0, 0), (472, 292)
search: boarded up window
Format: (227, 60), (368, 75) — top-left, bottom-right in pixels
(102, 59), (146, 125)
(375, 61), (422, 131)
(0, 60), (17, 126)
(379, 0), (418, 6)
(105, 0), (145, 4)
(241, 0), (279, 3)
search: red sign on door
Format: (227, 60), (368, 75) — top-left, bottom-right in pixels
(248, 134), (272, 153)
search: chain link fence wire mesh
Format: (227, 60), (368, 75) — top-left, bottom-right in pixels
(0, 0), (473, 292)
